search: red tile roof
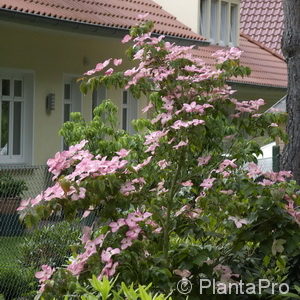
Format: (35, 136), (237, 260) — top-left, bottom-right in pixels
(0, 0), (206, 42)
(0, 0), (287, 88)
(193, 34), (287, 88)
(240, 0), (284, 56)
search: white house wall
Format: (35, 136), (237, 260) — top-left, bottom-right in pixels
(0, 21), (147, 165)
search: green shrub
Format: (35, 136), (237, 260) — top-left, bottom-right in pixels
(0, 175), (27, 198)
(19, 220), (81, 270)
(0, 267), (34, 300)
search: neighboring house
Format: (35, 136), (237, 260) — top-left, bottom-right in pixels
(0, 0), (287, 166)
(240, 0), (283, 57)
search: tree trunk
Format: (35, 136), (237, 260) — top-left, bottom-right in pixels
(280, 0), (300, 183)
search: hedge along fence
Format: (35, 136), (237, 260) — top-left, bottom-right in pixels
(0, 165), (52, 236)
(0, 165), (53, 299)
(0, 165), (95, 299)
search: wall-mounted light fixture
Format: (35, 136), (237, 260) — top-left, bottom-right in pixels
(46, 93), (55, 113)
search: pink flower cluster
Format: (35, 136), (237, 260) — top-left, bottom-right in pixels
(120, 177), (146, 196)
(285, 197), (300, 226)
(35, 265), (55, 292)
(216, 159), (237, 176)
(181, 102), (213, 114)
(67, 231), (106, 276)
(197, 155), (211, 166)
(247, 163), (292, 185)
(212, 47), (243, 64)
(47, 140), (90, 180)
(144, 130), (168, 154)
(175, 204), (202, 219)
(228, 216), (249, 228)
(99, 211), (155, 279)
(171, 119), (205, 130)
(18, 142), (129, 211)
(231, 98), (265, 114)
(67, 210), (156, 280)
(84, 58), (123, 76)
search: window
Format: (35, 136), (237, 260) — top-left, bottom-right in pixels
(92, 85), (106, 115)
(230, 3), (238, 45)
(63, 76), (82, 149)
(0, 72), (33, 164)
(122, 91), (137, 134)
(63, 77), (82, 123)
(199, 0), (239, 46)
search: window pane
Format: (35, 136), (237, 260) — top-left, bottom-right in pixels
(64, 103), (71, 122)
(92, 86), (106, 114)
(122, 108), (127, 131)
(200, 0), (207, 36)
(1, 101), (9, 155)
(64, 84), (71, 100)
(14, 80), (22, 97)
(2, 79), (10, 96)
(210, 0), (218, 42)
(13, 102), (22, 155)
(230, 4), (238, 45)
(220, 2), (228, 44)
(123, 91), (128, 105)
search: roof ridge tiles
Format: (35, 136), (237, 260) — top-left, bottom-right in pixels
(18, 0), (186, 29)
(0, 0), (206, 41)
(240, 32), (284, 61)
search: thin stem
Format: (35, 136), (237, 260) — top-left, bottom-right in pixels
(163, 152), (184, 263)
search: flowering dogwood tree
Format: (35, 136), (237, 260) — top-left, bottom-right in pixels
(19, 19), (300, 299)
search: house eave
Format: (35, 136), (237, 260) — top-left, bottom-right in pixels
(0, 8), (210, 47)
(228, 80), (287, 90)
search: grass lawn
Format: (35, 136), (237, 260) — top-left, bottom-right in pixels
(0, 236), (23, 268)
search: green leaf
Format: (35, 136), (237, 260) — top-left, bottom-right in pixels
(272, 239), (286, 256)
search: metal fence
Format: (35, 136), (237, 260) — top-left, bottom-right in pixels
(0, 165), (61, 300)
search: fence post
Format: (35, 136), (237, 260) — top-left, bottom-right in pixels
(272, 145), (280, 172)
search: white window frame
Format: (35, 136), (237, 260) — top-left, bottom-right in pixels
(122, 90), (137, 134)
(62, 75), (82, 150)
(199, 0), (240, 47)
(0, 70), (33, 165)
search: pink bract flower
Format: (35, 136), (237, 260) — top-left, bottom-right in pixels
(98, 261), (119, 280)
(116, 149), (131, 158)
(157, 159), (170, 169)
(81, 226), (92, 244)
(137, 12), (149, 19)
(258, 179), (274, 186)
(197, 155), (211, 166)
(126, 227), (142, 239)
(247, 162), (262, 178)
(122, 34), (132, 43)
(113, 58), (122, 66)
(105, 68), (114, 75)
(228, 216), (249, 228)
(101, 247), (121, 263)
(173, 140), (188, 149)
(142, 102), (154, 113)
(35, 264), (55, 292)
(109, 218), (126, 233)
(181, 180), (193, 187)
(121, 237), (133, 250)
(200, 178), (216, 189)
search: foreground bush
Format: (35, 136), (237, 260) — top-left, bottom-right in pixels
(0, 268), (33, 299)
(19, 220), (81, 270)
(18, 18), (300, 300)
